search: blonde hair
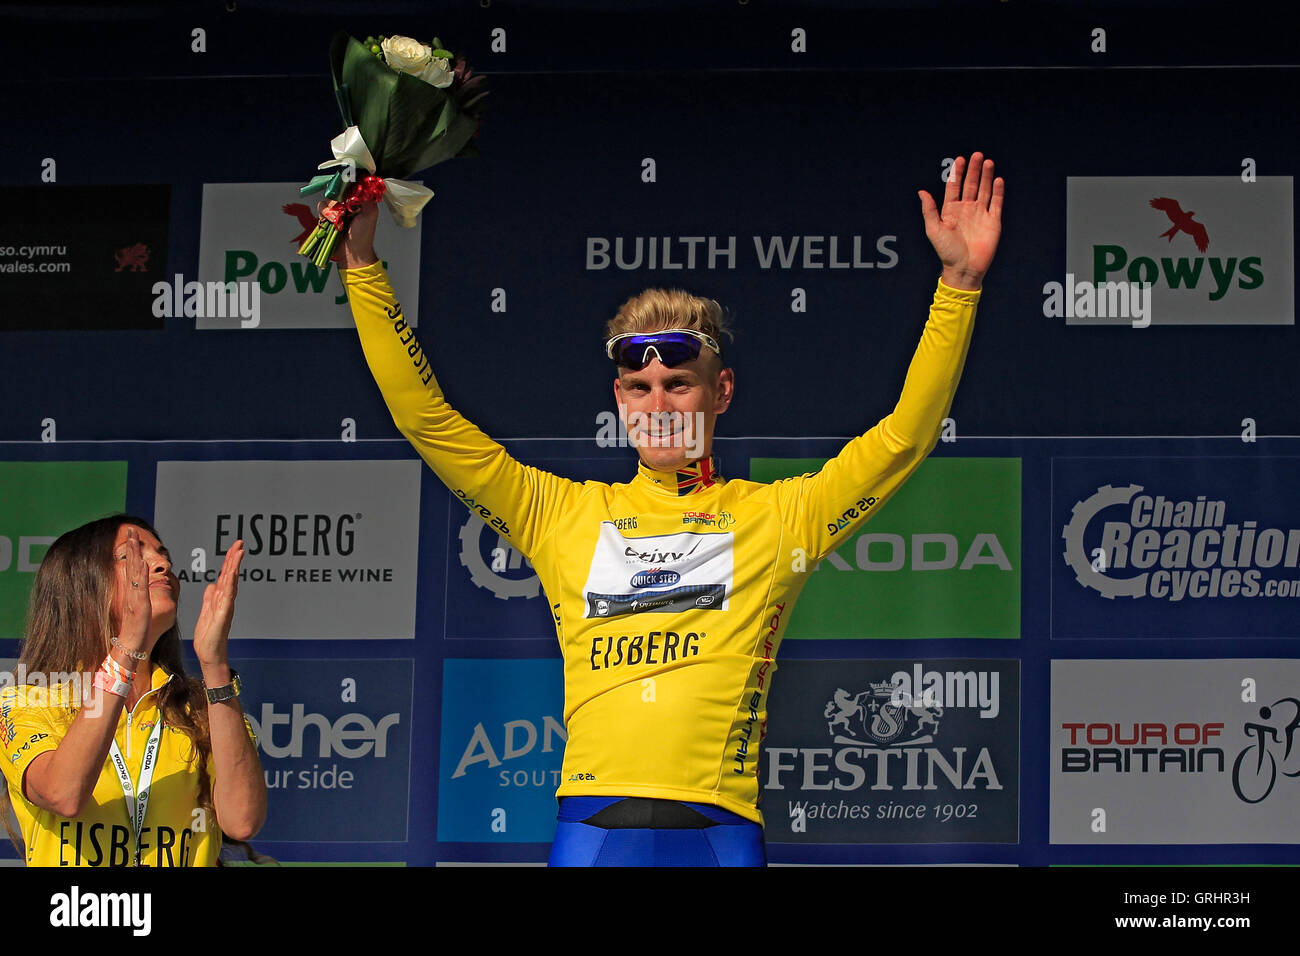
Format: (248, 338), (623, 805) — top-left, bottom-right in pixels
(605, 289), (733, 358)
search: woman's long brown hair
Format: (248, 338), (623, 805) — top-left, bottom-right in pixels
(3, 516), (219, 857)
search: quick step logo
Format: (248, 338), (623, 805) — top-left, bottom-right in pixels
(1064, 176), (1293, 325)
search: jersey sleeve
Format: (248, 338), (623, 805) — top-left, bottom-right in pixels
(342, 262), (580, 558)
(778, 279), (981, 561)
(0, 686), (65, 801)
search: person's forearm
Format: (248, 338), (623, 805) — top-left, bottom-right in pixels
(23, 655), (135, 817)
(881, 279), (981, 449)
(203, 662), (266, 841)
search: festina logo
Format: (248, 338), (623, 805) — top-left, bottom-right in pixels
(764, 745), (1002, 792)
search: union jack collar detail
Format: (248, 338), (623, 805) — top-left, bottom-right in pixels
(638, 457), (722, 496)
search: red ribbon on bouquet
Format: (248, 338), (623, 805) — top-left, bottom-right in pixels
(300, 176), (389, 265)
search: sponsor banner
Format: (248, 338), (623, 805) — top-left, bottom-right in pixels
(437, 659), (565, 843)
(1065, 176), (1293, 325)
(154, 460), (420, 640)
(1053, 457), (1300, 638)
(749, 457), (1020, 639)
(196, 182), (421, 329)
(761, 658), (1020, 844)
(237, 658), (412, 842)
(0, 462), (128, 638)
(443, 456), (632, 640)
(0, 185), (171, 331)
(582, 523), (732, 618)
(1051, 659), (1300, 844)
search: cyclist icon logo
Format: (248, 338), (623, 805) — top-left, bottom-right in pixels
(1231, 696), (1300, 804)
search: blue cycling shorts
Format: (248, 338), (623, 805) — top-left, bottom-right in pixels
(548, 796), (766, 867)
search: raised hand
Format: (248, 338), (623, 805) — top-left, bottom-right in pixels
(114, 527), (151, 657)
(918, 152), (1005, 291)
(192, 539), (245, 672)
(322, 199), (380, 270)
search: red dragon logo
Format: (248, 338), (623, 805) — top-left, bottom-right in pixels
(113, 243), (150, 272)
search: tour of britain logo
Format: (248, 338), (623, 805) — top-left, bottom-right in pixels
(1050, 659), (1300, 845)
(762, 659), (1019, 845)
(1053, 457), (1300, 638)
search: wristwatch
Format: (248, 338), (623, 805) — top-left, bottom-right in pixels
(204, 670), (242, 704)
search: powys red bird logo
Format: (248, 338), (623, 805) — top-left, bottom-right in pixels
(1149, 197), (1210, 253)
(283, 203), (320, 245)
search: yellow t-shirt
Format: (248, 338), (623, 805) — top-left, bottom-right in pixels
(1, 666), (223, 866)
(344, 263), (979, 823)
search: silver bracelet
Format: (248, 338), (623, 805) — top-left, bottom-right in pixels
(111, 635), (149, 661)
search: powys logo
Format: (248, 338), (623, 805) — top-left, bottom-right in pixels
(1050, 660), (1300, 844)
(762, 659), (1019, 844)
(582, 523), (732, 618)
(1064, 176), (1293, 324)
(1062, 483), (1300, 602)
(196, 183), (422, 329)
(1150, 198), (1209, 253)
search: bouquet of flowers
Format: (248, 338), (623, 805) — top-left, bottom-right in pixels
(297, 31), (487, 267)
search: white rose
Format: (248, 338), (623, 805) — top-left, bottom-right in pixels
(381, 35), (433, 76)
(416, 56), (454, 89)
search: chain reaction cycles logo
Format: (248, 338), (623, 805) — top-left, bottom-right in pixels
(1063, 484), (1300, 601)
(458, 514), (540, 600)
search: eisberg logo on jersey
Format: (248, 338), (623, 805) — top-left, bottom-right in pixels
(583, 522), (733, 618)
(1062, 484), (1300, 601)
(630, 568), (680, 589)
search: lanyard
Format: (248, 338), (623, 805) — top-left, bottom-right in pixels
(107, 718), (164, 867)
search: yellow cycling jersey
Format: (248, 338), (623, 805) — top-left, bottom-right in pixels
(344, 262), (979, 823)
(0, 666), (225, 866)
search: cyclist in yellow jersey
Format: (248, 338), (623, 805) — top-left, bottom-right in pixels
(338, 152), (1004, 865)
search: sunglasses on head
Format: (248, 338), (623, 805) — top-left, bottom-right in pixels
(605, 329), (721, 370)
